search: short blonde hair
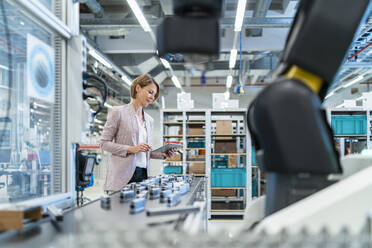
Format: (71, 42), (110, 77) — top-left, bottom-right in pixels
(130, 74), (160, 100)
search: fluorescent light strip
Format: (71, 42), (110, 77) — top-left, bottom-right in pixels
(160, 58), (170, 69)
(342, 75), (364, 88)
(229, 49), (237, 69)
(89, 49), (112, 69)
(171, 76), (182, 88)
(94, 119), (103, 124)
(226, 75), (233, 88)
(0, 64), (9, 70)
(234, 0), (247, 32)
(126, 0), (151, 32)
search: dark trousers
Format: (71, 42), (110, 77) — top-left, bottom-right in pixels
(128, 167), (148, 183)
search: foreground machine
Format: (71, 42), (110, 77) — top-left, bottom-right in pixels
(247, 0), (370, 216)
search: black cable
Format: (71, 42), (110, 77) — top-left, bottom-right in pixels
(0, 1), (12, 150)
(83, 73), (108, 118)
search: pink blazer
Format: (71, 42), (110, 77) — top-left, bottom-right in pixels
(100, 103), (163, 191)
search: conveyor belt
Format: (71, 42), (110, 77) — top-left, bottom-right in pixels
(0, 176), (205, 248)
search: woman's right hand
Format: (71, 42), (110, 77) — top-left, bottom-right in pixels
(128, 143), (151, 154)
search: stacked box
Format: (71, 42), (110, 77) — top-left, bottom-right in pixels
(188, 127), (204, 135)
(188, 162), (205, 174)
(165, 153), (182, 162)
(228, 155), (237, 168)
(215, 120), (233, 140)
(189, 155), (204, 161)
(163, 166), (182, 174)
(211, 189), (237, 197)
(214, 140), (237, 153)
(187, 141), (205, 148)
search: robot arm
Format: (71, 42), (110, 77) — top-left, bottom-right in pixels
(248, 0), (370, 215)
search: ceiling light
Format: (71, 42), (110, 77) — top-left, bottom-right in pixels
(229, 49), (237, 69)
(342, 75), (364, 88)
(98, 125), (104, 129)
(171, 76), (182, 88)
(94, 119), (104, 124)
(0, 64), (9, 70)
(104, 102), (113, 109)
(126, 0), (152, 32)
(160, 58), (170, 69)
(234, 0), (247, 32)
(89, 49), (112, 69)
(226, 75), (233, 88)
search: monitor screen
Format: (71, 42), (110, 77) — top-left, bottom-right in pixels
(39, 150), (51, 166)
(0, 149), (11, 163)
(85, 157), (95, 175)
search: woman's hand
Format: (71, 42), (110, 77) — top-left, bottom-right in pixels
(162, 148), (178, 159)
(128, 143), (151, 154)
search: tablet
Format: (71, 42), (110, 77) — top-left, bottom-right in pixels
(152, 143), (182, 153)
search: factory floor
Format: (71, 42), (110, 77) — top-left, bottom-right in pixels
(84, 179), (245, 236)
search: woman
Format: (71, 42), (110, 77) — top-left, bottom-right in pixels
(100, 74), (176, 192)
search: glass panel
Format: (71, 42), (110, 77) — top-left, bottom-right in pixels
(0, 0), (64, 203)
(38, 0), (53, 11)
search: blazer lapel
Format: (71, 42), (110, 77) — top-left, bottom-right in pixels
(128, 103), (139, 145)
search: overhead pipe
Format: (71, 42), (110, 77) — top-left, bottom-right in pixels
(79, 0), (104, 18)
(249, 0), (272, 37)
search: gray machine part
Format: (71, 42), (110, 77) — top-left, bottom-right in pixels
(265, 173), (336, 216)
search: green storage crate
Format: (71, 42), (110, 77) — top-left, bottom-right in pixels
(211, 168), (246, 187)
(252, 147), (256, 165)
(187, 141), (205, 148)
(331, 115), (366, 135)
(163, 166), (182, 174)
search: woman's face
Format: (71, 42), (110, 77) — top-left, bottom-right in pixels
(136, 83), (157, 107)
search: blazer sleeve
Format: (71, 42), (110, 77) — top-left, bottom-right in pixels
(100, 107), (130, 157)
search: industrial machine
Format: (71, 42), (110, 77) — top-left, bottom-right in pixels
(247, 0), (371, 216)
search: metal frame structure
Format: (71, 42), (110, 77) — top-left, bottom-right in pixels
(0, 0), (78, 209)
(161, 108), (253, 219)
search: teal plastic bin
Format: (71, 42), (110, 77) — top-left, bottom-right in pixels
(163, 166), (182, 174)
(331, 115), (366, 135)
(252, 147), (256, 165)
(211, 168), (246, 187)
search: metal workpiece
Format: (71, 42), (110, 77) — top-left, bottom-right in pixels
(167, 192), (181, 207)
(149, 187), (161, 200)
(161, 183), (173, 191)
(0, 177), (205, 247)
(100, 195), (111, 209)
(130, 197), (146, 214)
(160, 189), (172, 203)
(136, 186), (146, 194)
(120, 190), (135, 202)
(146, 206), (200, 217)
(137, 190), (148, 199)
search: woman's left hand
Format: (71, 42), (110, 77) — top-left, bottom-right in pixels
(163, 148), (178, 158)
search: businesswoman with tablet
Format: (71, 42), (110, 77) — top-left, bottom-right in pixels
(100, 74), (177, 192)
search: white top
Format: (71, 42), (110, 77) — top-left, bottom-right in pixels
(135, 114), (148, 168)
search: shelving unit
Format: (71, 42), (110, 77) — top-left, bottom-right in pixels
(161, 108), (258, 220)
(327, 108), (371, 156)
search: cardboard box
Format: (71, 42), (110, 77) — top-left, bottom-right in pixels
(214, 140), (237, 153)
(211, 189), (237, 197)
(189, 127), (204, 135)
(228, 155), (237, 168)
(188, 155), (205, 161)
(216, 120), (233, 135)
(216, 120), (233, 140)
(166, 153), (182, 162)
(188, 162), (205, 174)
